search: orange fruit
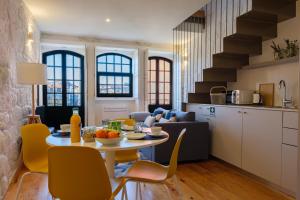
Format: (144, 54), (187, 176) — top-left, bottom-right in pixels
(96, 129), (108, 138)
(107, 131), (119, 138)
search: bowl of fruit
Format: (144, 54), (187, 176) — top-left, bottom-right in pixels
(95, 129), (122, 145)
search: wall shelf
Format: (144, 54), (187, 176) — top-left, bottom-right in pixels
(242, 56), (299, 70)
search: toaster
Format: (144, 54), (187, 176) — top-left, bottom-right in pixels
(231, 90), (254, 105)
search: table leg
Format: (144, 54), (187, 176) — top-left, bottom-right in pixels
(105, 151), (115, 178)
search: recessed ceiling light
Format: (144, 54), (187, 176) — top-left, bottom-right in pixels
(105, 18), (111, 23)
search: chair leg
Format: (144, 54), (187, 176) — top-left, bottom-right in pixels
(173, 175), (183, 200)
(163, 184), (172, 200)
(138, 182), (142, 200)
(121, 184), (128, 200)
(15, 172), (31, 200)
(135, 182), (139, 200)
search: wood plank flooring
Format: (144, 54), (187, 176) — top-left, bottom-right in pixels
(4, 160), (294, 200)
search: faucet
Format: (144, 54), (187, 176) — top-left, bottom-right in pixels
(279, 80), (292, 108)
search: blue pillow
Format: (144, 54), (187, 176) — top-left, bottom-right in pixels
(152, 107), (165, 116)
(165, 110), (176, 120)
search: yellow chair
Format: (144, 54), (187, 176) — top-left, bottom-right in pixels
(48, 146), (127, 200)
(16, 123), (50, 200)
(121, 129), (186, 200)
(114, 118), (140, 163)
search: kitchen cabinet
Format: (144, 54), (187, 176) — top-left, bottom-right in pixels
(281, 144), (298, 194)
(242, 109), (282, 185)
(214, 106), (243, 167)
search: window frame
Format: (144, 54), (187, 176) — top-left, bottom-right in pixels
(148, 56), (173, 107)
(96, 53), (133, 98)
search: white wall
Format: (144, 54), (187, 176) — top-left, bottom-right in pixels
(41, 34), (172, 125)
(228, 2), (300, 107)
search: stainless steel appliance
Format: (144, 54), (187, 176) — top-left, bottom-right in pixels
(231, 90), (254, 105)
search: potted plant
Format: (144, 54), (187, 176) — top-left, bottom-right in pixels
(284, 39), (299, 57)
(271, 41), (285, 60)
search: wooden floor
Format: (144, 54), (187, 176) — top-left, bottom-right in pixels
(4, 160), (294, 200)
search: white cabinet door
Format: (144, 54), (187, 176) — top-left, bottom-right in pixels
(213, 106), (243, 167)
(242, 109), (282, 185)
(282, 144), (298, 194)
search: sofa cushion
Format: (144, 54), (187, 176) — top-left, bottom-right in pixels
(175, 111), (195, 122)
(165, 110), (176, 120)
(144, 116), (156, 127)
(152, 107), (166, 116)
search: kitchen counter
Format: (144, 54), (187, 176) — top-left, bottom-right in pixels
(189, 103), (298, 112)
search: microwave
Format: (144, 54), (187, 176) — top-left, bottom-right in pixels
(231, 90), (254, 105)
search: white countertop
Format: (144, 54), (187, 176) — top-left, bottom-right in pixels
(189, 103), (298, 112)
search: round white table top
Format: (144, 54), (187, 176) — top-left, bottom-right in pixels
(46, 131), (169, 152)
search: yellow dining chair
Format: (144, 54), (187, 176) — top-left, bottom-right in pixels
(121, 128), (186, 200)
(16, 123), (50, 200)
(114, 118), (140, 163)
(48, 146), (127, 200)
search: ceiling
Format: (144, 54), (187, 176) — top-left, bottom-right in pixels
(24, 0), (208, 45)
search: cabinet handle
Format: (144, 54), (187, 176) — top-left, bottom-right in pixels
(243, 112), (247, 114)
(238, 111), (242, 114)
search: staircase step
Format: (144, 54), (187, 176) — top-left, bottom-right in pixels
(188, 93), (211, 104)
(213, 53), (249, 69)
(195, 81), (227, 93)
(237, 13), (277, 41)
(223, 34), (262, 56)
(252, 0), (296, 22)
(203, 68), (237, 82)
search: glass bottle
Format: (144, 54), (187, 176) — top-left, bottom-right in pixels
(70, 107), (81, 143)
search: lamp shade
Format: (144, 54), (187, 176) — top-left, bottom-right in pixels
(17, 63), (47, 85)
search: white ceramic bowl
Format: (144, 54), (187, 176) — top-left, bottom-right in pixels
(95, 137), (122, 145)
(60, 124), (70, 132)
(150, 127), (162, 135)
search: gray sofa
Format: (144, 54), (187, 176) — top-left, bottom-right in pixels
(130, 111), (210, 164)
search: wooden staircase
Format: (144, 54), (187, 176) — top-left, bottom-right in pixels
(188, 0), (296, 103)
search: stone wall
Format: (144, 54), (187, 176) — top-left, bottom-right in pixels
(0, 0), (40, 198)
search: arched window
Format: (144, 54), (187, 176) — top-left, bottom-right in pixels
(148, 57), (173, 109)
(96, 53), (133, 97)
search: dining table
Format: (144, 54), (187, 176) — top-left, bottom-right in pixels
(46, 129), (169, 178)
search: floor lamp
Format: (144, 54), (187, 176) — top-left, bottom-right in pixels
(17, 63), (47, 124)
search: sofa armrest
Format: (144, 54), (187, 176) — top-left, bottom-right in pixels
(129, 112), (151, 122)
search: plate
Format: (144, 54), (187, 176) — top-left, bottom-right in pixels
(126, 133), (146, 140)
(147, 131), (165, 137)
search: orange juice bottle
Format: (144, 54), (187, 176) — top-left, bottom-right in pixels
(70, 108), (81, 143)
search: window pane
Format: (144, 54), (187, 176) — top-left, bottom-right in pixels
(66, 55), (73, 67)
(74, 68), (80, 80)
(159, 60), (164, 71)
(115, 64), (121, 72)
(165, 72), (170, 82)
(122, 57), (130, 64)
(150, 82), (156, 93)
(74, 57), (80, 67)
(115, 77), (122, 84)
(123, 77), (129, 85)
(150, 71), (156, 81)
(67, 94), (74, 106)
(74, 81), (81, 93)
(67, 81), (73, 93)
(115, 56), (121, 64)
(98, 56), (106, 63)
(165, 83), (170, 93)
(159, 99), (164, 105)
(108, 85), (114, 93)
(47, 80), (54, 93)
(122, 65), (130, 73)
(55, 94), (62, 106)
(55, 81), (62, 93)
(123, 86), (129, 94)
(108, 76), (114, 84)
(165, 98), (170, 105)
(150, 94), (156, 104)
(74, 94), (81, 106)
(115, 84), (122, 94)
(100, 85), (107, 94)
(98, 64), (106, 72)
(55, 67), (62, 79)
(159, 83), (164, 93)
(159, 72), (164, 82)
(100, 76), (107, 84)
(150, 60), (156, 70)
(47, 55), (54, 66)
(54, 54), (62, 66)
(165, 62), (170, 71)
(107, 64), (114, 72)
(107, 55), (114, 63)
(47, 67), (54, 80)
(47, 94), (54, 106)
(67, 68), (73, 80)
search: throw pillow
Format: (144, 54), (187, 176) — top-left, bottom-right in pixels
(152, 107), (165, 116)
(144, 116), (156, 127)
(169, 116), (177, 122)
(165, 110), (176, 120)
(155, 114), (162, 121)
(159, 117), (169, 123)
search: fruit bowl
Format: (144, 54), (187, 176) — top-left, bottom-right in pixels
(95, 137), (123, 145)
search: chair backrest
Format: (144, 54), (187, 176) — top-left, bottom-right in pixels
(167, 129), (186, 178)
(21, 123), (50, 171)
(48, 146), (112, 200)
